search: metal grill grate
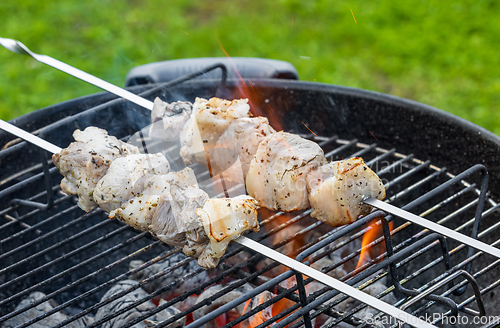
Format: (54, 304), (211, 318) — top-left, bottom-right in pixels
(1, 126), (500, 328)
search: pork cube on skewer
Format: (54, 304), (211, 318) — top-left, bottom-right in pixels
(93, 153), (170, 213)
(109, 167), (205, 235)
(212, 117), (276, 178)
(52, 127), (139, 212)
(246, 131), (326, 211)
(180, 97), (251, 165)
(150, 97), (193, 141)
(306, 157), (386, 226)
(197, 195), (260, 259)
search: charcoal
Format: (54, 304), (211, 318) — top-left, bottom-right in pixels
(2, 291), (93, 328)
(94, 280), (184, 328)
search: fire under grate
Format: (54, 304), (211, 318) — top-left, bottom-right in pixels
(1, 129), (500, 328)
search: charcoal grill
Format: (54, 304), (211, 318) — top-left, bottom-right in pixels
(1, 61), (500, 328)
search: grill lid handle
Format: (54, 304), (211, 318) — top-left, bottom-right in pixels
(124, 57), (299, 86)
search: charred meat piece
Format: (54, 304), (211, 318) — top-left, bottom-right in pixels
(93, 153), (170, 212)
(246, 131), (326, 211)
(94, 280), (184, 328)
(306, 157), (386, 226)
(180, 97), (251, 165)
(52, 127), (139, 211)
(150, 98), (193, 141)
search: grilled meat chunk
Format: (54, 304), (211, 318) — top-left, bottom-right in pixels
(109, 168), (217, 268)
(213, 117), (276, 178)
(197, 195), (260, 259)
(246, 131), (326, 211)
(306, 157), (386, 226)
(180, 97), (251, 165)
(52, 127), (139, 212)
(150, 97), (192, 141)
(93, 153), (170, 213)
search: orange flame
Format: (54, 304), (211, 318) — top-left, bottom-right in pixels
(355, 220), (393, 270)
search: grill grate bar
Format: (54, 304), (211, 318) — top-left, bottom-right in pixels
(348, 142), (377, 158)
(324, 138), (358, 159)
(0, 203), (81, 244)
(398, 212), (500, 304)
(366, 148), (396, 167)
(447, 262), (500, 316)
(0, 166), (59, 200)
(0, 207), (99, 262)
(384, 160), (431, 190)
(386, 169), (444, 203)
(375, 154), (414, 176)
(0, 216), (112, 293)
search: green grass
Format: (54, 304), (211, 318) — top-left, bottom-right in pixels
(1, 0), (499, 135)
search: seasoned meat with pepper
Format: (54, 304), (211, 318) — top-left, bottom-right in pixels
(246, 131), (326, 211)
(52, 127), (139, 212)
(212, 117), (276, 178)
(93, 153), (170, 213)
(109, 168), (215, 267)
(306, 157), (386, 226)
(149, 97), (192, 141)
(180, 97), (251, 165)
(197, 195), (260, 260)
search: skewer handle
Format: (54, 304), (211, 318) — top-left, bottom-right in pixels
(0, 119), (61, 154)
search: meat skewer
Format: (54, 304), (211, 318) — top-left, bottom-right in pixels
(0, 118), (446, 328)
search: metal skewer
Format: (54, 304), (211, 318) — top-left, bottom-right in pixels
(0, 37), (154, 111)
(0, 119), (436, 328)
(0, 119), (61, 154)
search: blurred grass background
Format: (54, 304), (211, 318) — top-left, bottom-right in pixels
(0, 0), (499, 134)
